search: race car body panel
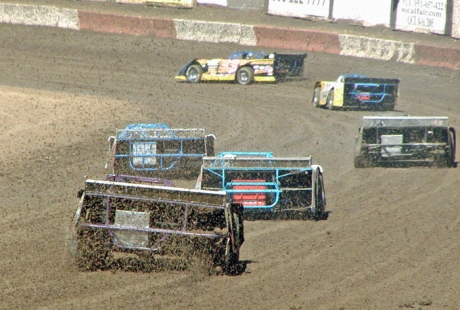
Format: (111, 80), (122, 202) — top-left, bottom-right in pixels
(312, 74), (400, 110)
(202, 58), (275, 81)
(175, 51), (306, 84)
(175, 60), (196, 81)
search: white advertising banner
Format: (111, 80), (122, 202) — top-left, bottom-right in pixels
(268, 0), (330, 19)
(332, 0), (392, 27)
(395, 0), (448, 34)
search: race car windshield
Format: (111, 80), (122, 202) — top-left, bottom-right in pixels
(229, 51), (268, 60)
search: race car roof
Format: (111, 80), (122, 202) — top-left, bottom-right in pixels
(229, 51), (268, 60)
(341, 74), (366, 79)
(363, 116), (449, 127)
(116, 123), (207, 140)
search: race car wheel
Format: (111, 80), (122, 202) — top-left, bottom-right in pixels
(185, 64), (203, 83)
(433, 155), (449, 168)
(312, 87), (321, 108)
(326, 90), (335, 110)
(221, 204), (244, 275)
(381, 102), (395, 111)
(236, 67), (254, 85)
(354, 155), (366, 168)
(313, 170), (327, 221)
(76, 227), (113, 271)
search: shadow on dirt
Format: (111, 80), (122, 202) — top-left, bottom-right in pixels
(375, 161), (457, 169)
(110, 257), (248, 276)
(280, 76), (309, 83)
(244, 210), (329, 221)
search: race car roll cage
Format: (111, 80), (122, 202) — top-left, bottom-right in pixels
(109, 123), (215, 174)
(197, 152), (326, 215)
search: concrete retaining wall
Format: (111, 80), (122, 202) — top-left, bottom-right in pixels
(0, 2), (458, 71)
(227, 0), (264, 10)
(0, 3), (79, 29)
(78, 11), (176, 38)
(174, 19), (257, 45)
(414, 44), (460, 70)
(452, 1), (460, 39)
(338, 35), (415, 64)
(197, 0), (264, 9)
(254, 26), (340, 54)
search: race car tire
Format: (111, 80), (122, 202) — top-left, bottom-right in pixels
(236, 67), (254, 85)
(433, 155), (450, 168)
(76, 227), (113, 271)
(354, 155), (366, 168)
(312, 87), (321, 108)
(326, 90), (335, 110)
(275, 73), (286, 84)
(185, 64), (203, 83)
(312, 170), (327, 221)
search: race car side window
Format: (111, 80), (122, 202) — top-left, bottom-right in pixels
(229, 51), (244, 59)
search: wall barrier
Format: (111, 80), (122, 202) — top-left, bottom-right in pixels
(174, 19), (257, 45)
(338, 35), (415, 64)
(0, 3), (79, 29)
(0, 2), (458, 70)
(78, 11), (176, 37)
(254, 26), (340, 54)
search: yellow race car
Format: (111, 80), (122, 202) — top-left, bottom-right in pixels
(175, 51), (307, 85)
(312, 74), (400, 111)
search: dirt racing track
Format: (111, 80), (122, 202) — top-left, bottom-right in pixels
(1, 12), (460, 310)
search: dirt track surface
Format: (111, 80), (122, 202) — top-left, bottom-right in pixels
(1, 23), (460, 309)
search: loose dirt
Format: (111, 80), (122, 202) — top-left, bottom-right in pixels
(1, 21), (459, 309)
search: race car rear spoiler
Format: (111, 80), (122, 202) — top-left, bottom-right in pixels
(344, 77), (400, 85)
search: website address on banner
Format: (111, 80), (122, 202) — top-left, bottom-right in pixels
(401, 7), (442, 17)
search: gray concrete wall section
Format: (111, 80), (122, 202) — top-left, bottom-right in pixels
(57, 8), (79, 29)
(0, 3), (79, 29)
(452, 0), (460, 39)
(0, 2), (458, 70)
(174, 19), (257, 45)
(238, 23), (258, 46)
(339, 34), (415, 64)
(227, 0), (265, 10)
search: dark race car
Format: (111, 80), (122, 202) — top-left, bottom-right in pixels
(175, 50), (307, 85)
